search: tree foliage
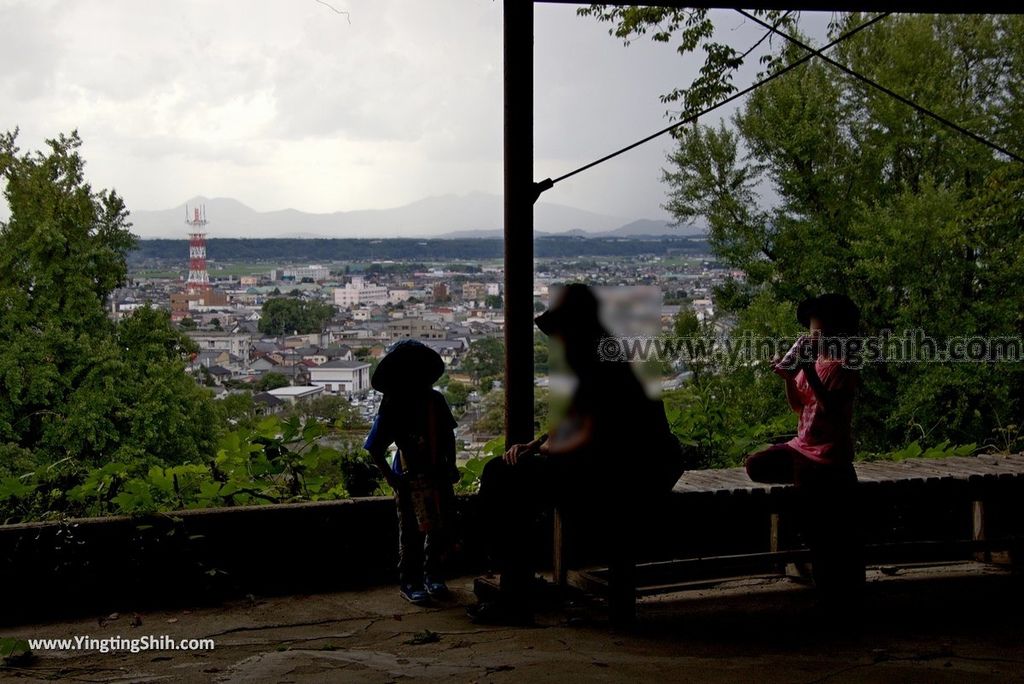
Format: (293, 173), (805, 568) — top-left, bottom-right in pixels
(254, 372), (290, 392)
(578, 5), (796, 118)
(460, 337), (505, 385)
(0, 415), (374, 522)
(647, 14), (1024, 454)
(0, 130), (217, 471)
(258, 297), (335, 336)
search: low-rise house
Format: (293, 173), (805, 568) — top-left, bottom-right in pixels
(252, 340), (280, 355)
(384, 319), (445, 341)
(253, 391), (285, 415)
(266, 385), (325, 405)
(193, 349), (231, 368)
(421, 339), (466, 366)
(186, 331), (252, 366)
(283, 334), (319, 349)
(207, 365), (233, 384)
(322, 345), (353, 361)
(268, 349), (302, 367)
(308, 359), (372, 397)
(250, 355), (280, 373)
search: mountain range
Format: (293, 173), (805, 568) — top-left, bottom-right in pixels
(127, 193), (705, 239)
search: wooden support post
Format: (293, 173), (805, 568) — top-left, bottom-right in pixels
(608, 551), (637, 627)
(771, 512), (791, 576)
(553, 507), (568, 588)
(770, 512), (781, 553)
(972, 500), (990, 563)
(502, 0), (535, 449)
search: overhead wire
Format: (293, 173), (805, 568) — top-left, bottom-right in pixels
(736, 9), (1023, 164)
(533, 11), (892, 201)
(535, 9), (1021, 202)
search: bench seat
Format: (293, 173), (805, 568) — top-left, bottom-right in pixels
(556, 453), (1024, 624)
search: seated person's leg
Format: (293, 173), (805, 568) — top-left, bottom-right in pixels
(795, 460), (865, 598)
(478, 456), (552, 597)
(745, 443), (801, 484)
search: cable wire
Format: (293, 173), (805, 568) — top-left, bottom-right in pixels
(537, 11), (892, 198)
(737, 8), (1023, 164)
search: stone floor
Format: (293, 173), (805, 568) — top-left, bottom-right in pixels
(3, 561), (1023, 683)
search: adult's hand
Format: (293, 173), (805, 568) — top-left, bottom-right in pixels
(503, 442), (534, 466)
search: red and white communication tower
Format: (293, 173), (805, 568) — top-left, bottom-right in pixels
(185, 204), (210, 293)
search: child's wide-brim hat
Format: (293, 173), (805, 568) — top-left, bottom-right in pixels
(797, 293), (860, 334)
(371, 339), (445, 393)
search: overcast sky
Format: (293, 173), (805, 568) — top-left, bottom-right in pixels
(0, 1), (832, 227)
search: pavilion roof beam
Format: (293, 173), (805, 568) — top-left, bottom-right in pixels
(534, 1), (1023, 14)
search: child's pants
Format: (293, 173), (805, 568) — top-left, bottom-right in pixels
(395, 484), (450, 587)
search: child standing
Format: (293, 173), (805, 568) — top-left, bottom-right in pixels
(364, 339), (460, 605)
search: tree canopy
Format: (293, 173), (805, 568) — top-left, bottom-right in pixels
(258, 297), (336, 336)
(588, 13), (1024, 457)
(0, 130), (218, 471)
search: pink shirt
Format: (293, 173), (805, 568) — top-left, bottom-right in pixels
(786, 358), (858, 465)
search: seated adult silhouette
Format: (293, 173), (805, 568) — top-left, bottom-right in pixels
(468, 283), (685, 624)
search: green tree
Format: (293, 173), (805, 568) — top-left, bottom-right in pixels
(284, 395), (367, 430)
(444, 381), (470, 412)
(259, 297), (335, 335)
(533, 336), (550, 375)
(216, 391), (259, 429)
(255, 372), (290, 392)
(473, 387), (549, 438)
(673, 309), (701, 338)
(0, 130), (217, 468)
(648, 14), (1024, 453)
(109, 306), (219, 466)
(461, 337), (505, 386)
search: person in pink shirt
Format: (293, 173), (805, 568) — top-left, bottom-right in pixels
(745, 293), (865, 601)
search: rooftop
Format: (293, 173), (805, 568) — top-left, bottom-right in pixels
(267, 386), (324, 398)
(316, 359), (372, 369)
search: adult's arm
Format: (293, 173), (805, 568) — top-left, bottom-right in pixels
(541, 417), (594, 456)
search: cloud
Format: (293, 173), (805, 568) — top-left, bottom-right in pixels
(0, 1), (63, 100)
(0, 1), (830, 227)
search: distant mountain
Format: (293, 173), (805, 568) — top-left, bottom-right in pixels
(597, 218), (705, 237)
(128, 193), (654, 239)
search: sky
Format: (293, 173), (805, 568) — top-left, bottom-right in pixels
(0, 1), (832, 228)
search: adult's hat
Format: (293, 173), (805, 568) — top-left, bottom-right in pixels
(796, 293), (860, 334)
(534, 283), (604, 337)
(370, 338), (445, 393)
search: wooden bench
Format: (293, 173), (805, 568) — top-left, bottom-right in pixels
(554, 454), (1024, 625)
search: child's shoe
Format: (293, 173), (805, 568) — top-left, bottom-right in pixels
(466, 600), (534, 626)
(424, 577), (449, 598)
(399, 584), (430, 605)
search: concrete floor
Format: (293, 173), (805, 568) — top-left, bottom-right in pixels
(3, 562), (1023, 683)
